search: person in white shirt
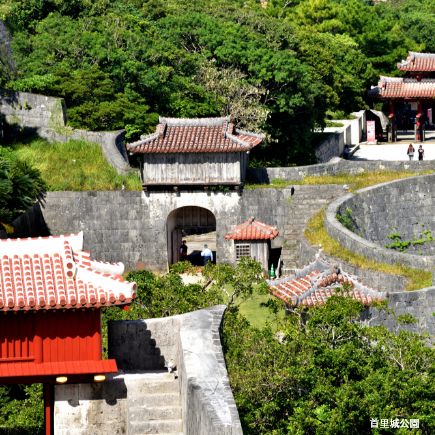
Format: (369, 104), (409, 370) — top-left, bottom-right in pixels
(201, 244), (213, 265)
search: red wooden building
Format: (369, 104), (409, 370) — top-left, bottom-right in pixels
(370, 52), (435, 141)
(0, 232), (136, 434)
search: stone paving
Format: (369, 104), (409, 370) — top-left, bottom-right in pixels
(353, 142), (435, 161)
(352, 130), (435, 161)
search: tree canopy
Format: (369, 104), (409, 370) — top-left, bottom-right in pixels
(2, 0), (432, 163)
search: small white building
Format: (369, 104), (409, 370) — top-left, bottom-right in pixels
(126, 116), (263, 190)
(225, 218), (279, 271)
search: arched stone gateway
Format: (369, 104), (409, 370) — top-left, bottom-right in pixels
(167, 206), (217, 265)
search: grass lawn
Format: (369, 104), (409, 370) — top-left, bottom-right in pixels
(246, 170), (434, 191)
(237, 292), (285, 329)
(10, 138), (142, 191)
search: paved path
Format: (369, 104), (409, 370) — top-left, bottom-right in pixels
(352, 143), (435, 161)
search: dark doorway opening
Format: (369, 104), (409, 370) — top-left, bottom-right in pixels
(166, 206), (216, 267)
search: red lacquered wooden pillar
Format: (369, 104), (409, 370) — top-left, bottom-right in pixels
(416, 100), (423, 141)
(44, 383), (54, 435)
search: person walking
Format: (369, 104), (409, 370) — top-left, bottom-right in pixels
(179, 240), (188, 261)
(407, 143), (415, 160)
(418, 145), (425, 161)
(201, 244), (213, 265)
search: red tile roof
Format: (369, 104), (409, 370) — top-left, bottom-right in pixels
(397, 52), (435, 72)
(268, 260), (385, 307)
(127, 117), (263, 154)
(225, 218), (279, 241)
(0, 232), (136, 312)
(370, 77), (435, 99)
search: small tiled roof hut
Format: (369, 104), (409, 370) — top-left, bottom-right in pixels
(225, 217), (278, 271)
(127, 116), (263, 190)
(0, 232), (136, 434)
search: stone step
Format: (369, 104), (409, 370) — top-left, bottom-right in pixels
(124, 378), (179, 396)
(129, 419), (183, 434)
(129, 393), (181, 408)
(129, 406), (182, 421)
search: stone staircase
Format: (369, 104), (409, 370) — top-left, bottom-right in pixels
(280, 185), (344, 274)
(122, 371), (183, 435)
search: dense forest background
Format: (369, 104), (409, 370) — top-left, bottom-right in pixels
(0, 0), (434, 164)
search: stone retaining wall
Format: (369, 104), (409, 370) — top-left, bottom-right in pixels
(325, 175), (435, 269)
(337, 173), (435, 254)
(248, 159), (435, 184)
(314, 110), (365, 162)
(364, 287), (435, 338)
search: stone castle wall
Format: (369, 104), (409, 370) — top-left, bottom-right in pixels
(17, 188), (298, 271)
(365, 287), (435, 338)
(325, 174), (435, 269)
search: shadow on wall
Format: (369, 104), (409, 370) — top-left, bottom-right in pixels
(246, 167), (270, 184)
(0, 202), (51, 240)
(108, 320), (166, 371)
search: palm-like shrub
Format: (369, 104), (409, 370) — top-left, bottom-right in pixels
(0, 148), (46, 225)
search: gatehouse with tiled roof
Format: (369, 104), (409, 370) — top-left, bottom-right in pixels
(370, 52), (435, 142)
(127, 116), (263, 190)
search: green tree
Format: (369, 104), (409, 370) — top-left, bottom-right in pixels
(0, 384), (44, 434)
(224, 295), (435, 434)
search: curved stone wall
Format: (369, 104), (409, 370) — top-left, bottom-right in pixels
(325, 174), (435, 269)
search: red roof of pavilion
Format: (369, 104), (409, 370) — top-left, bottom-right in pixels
(370, 77), (435, 100)
(0, 232), (136, 311)
(268, 260), (385, 307)
(0, 359), (117, 380)
(127, 117), (263, 154)
(397, 52), (435, 72)
(225, 218), (279, 241)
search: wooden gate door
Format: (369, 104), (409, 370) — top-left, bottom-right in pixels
(171, 229), (183, 264)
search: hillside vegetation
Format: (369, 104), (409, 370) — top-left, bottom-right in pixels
(0, 0), (433, 164)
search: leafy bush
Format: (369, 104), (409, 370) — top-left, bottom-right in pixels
(0, 147), (46, 224)
(169, 260), (195, 274)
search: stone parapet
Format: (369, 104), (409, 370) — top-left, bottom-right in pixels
(248, 159), (435, 184)
(108, 306), (242, 435)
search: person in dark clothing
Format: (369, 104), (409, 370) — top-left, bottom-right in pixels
(418, 145), (424, 161)
(343, 145), (350, 160)
(179, 240), (188, 261)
